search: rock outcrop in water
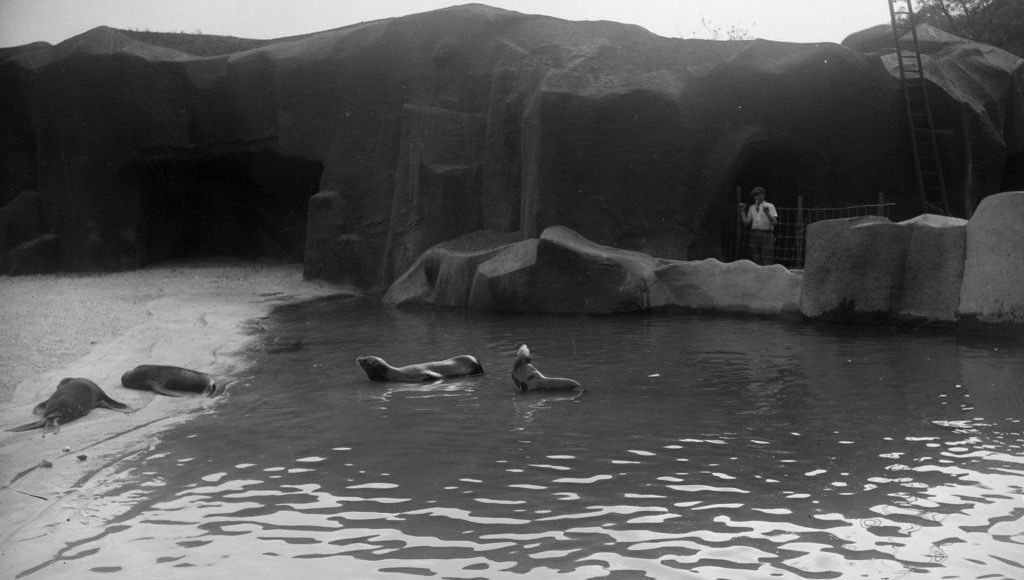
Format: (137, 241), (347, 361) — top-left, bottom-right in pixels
(800, 214), (967, 322)
(959, 191), (1024, 324)
(801, 191), (1024, 324)
(386, 191), (1024, 325)
(384, 225), (803, 315)
(1, 6), (1021, 284)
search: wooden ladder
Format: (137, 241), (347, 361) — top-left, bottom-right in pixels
(887, 0), (950, 215)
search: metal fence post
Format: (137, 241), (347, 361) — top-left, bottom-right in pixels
(734, 186), (742, 261)
(796, 195), (804, 267)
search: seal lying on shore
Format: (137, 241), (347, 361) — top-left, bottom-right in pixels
(7, 378), (131, 432)
(121, 365), (219, 397)
(512, 344), (583, 392)
(356, 355), (484, 383)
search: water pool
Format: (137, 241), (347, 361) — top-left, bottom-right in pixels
(18, 296), (1024, 579)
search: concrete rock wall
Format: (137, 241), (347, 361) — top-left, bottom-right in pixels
(959, 191), (1024, 323)
(2, 5), (1024, 286)
(800, 192), (1024, 325)
(387, 192), (1024, 326)
(3, 7), (1021, 285)
(385, 225), (802, 315)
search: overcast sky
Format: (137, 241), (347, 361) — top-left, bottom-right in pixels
(0, 0), (892, 48)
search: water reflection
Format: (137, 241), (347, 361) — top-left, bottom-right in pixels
(14, 298), (1024, 579)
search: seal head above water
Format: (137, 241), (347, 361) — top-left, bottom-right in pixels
(121, 365), (219, 397)
(356, 355), (484, 383)
(7, 377), (131, 433)
(512, 345), (583, 393)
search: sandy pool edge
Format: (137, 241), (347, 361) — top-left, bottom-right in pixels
(0, 262), (353, 572)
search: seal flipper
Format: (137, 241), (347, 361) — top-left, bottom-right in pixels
(97, 400), (133, 413)
(145, 380), (184, 398)
(32, 401), (46, 416)
(421, 370), (444, 381)
(7, 419), (46, 432)
(97, 391), (133, 411)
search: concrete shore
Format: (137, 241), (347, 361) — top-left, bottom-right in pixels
(0, 261), (349, 572)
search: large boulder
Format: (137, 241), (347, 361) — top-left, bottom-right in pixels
(470, 226), (665, 314)
(382, 230), (520, 308)
(899, 214), (967, 321)
(465, 239), (540, 312)
(656, 259), (802, 315)
(959, 191), (1024, 323)
(389, 225), (802, 315)
(801, 214), (968, 322)
(801, 217), (911, 321)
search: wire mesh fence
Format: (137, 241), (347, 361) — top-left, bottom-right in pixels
(728, 194), (895, 269)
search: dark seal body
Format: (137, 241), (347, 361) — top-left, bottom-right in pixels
(356, 355), (484, 383)
(7, 378), (130, 432)
(512, 345), (583, 393)
(121, 365), (218, 397)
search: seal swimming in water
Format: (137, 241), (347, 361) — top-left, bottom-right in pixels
(7, 378), (131, 432)
(121, 365), (219, 397)
(356, 355), (484, 383)
(512, 344), (583, 392)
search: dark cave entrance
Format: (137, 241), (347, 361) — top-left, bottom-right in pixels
(1001, 152), (1024, 192)
(722, 142), (824, 266)
(733, 145), (822, 208)
(121, 151), (322, 265)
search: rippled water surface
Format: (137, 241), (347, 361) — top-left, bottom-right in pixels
(21, 297), (1024, 579)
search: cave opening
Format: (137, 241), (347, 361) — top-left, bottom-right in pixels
(1001, 152), (1024, 192)
(733, 145), (822, 208)
(121, 150), (322, 265)
(720, 142), (824, 265)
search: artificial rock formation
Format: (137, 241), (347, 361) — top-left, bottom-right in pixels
(0, 190), (56, 274)
(469, 226), (665, 314)
(1, 6), (1021, 286)
(800, 191), (1024, 324)
(800, 213), (968, 322)
(959, 191), (1024, 323)
(385, 225), (802, 315)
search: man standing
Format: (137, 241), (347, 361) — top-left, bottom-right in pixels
(738, 186), (778, 265)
